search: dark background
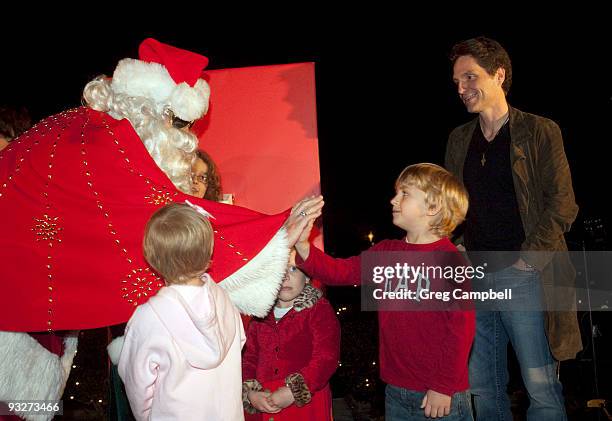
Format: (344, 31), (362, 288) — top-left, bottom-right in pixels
(3, 24), (611, 250)
(2, 20), (611, 419)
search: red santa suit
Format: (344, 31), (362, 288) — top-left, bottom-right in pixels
(0, 38), (289, 420)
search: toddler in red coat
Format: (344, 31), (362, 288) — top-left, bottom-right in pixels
(242, 251), (340, 420)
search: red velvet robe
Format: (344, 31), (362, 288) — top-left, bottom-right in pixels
(0, 106), (288, 331)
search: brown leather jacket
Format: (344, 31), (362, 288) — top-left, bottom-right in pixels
(445, 106), (582, 361)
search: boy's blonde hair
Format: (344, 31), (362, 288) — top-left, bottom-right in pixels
(395, 163), (468, 238)
(143, 203), (214, 284)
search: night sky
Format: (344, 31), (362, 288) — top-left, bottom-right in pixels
(2, 23), (611, 257)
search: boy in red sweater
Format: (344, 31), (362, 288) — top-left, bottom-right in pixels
(287, 163), (476, 420)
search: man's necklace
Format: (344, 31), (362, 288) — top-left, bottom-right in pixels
(480, 115), (510, 167)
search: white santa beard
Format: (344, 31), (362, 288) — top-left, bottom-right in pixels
(135, 118), (198, 194)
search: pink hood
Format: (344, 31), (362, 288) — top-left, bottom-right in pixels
(148, 275), (237, 369)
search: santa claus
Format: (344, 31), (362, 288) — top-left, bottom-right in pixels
(0, 38), (306, 420)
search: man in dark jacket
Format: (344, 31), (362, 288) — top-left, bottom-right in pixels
(445, 36), (581, 421)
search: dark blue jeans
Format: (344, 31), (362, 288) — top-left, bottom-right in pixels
(385, 384), (473, 420)
(469, 266), (566, 420)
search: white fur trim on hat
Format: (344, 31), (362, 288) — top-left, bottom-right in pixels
(111, 58), (210, 121)
(170, 79), (210, 121)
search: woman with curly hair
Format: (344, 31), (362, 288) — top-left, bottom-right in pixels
(192, 149), (222, 202)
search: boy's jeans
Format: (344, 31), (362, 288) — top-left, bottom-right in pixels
(385, 384), (473, 420)
(469, 266), (567, 420)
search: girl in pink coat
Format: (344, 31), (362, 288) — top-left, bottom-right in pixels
(119, 203), (246, 420)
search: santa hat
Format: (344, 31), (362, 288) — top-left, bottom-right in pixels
(111, 38), (211, 122)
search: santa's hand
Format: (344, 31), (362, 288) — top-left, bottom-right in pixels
(285, 195), (324, 248)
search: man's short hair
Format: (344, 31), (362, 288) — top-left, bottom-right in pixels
(450, 36), (513, 94)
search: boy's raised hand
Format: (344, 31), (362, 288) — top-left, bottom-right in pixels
(421, 389), (451, 418)
(248, 390), (280, 414)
